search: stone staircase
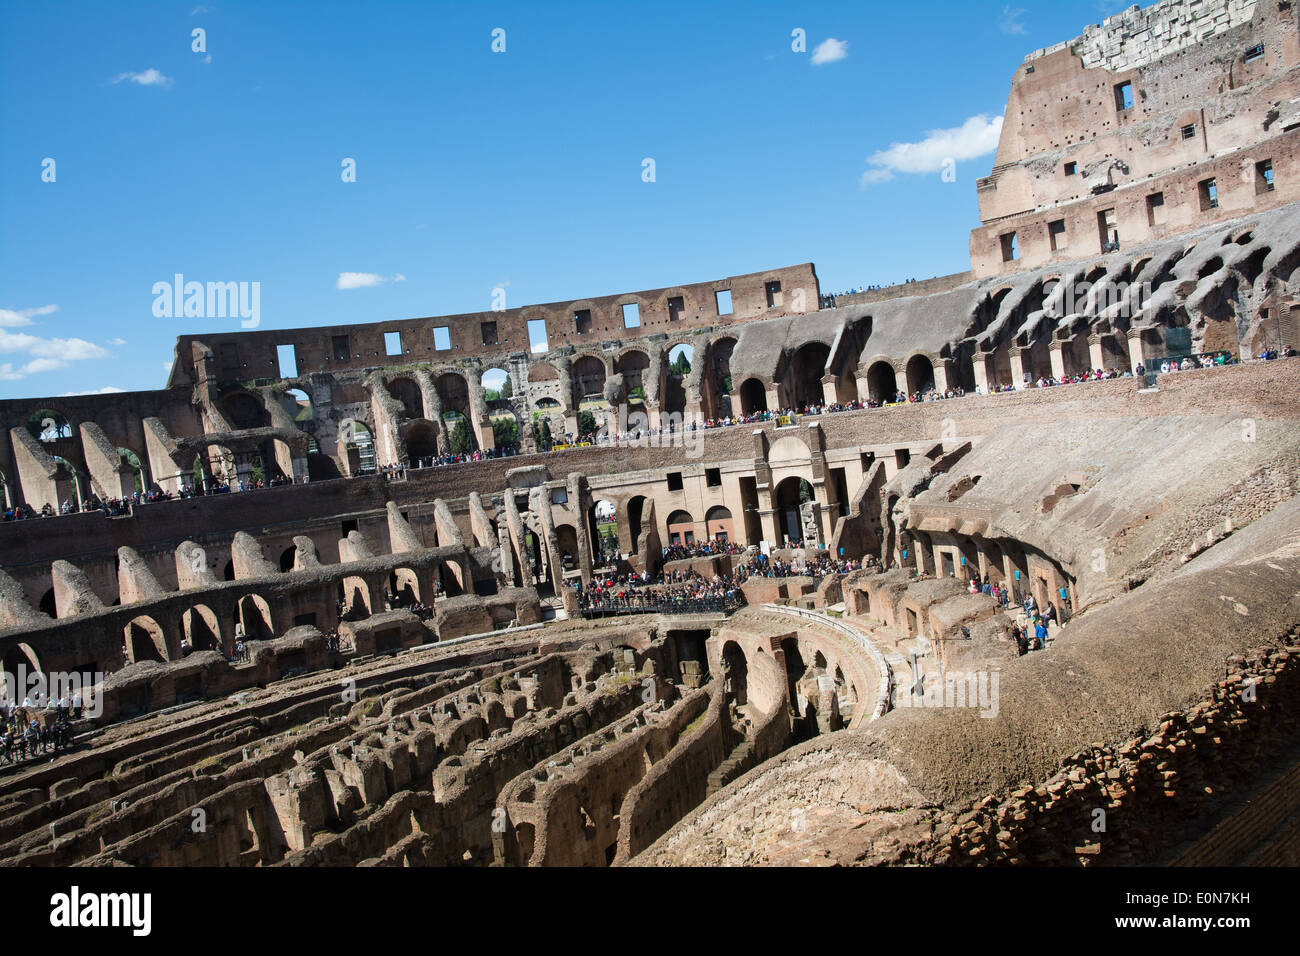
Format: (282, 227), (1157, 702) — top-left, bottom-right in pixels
(706, 738), (757, 798)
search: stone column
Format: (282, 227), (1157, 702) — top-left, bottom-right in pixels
(820, 374), (839, 406)
(932, 359), (950, 394)
(1049, 342), (1066, 380)
(1008, 348), (1028, 389)
(1127, 329), (1146, 375)
(1088, 335), (1105, 371)
(971, 354), (993, 394)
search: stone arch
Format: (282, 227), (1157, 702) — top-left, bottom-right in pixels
(591, 499), (618, 563)
(402, 419), (440, 463)
(275, 386), (313, 427)
(739, 377), (768, 415)
(387, 376), (425, 420)
(1061, 333), (1092, 377)
(788, 341), (831, 408)
(774, 476), (813, 546)
(439, 369), (480, 452)
(627, 495), (648, 553)
(390, 567), (421, 605)
(480, 366), (520, 448)
(339, 577), (371, 619)
(904, 354), (935, 396)
(665, 509), (695, 546)
(116, 446), (149, 495)
(25, 408), (74, 442)
(338, 420), (375, 476)
(704, 505), (734, 542)
(615, 349), (650, 403)
(237, 593), (274, 641)
(435, 371), (474, 428)
(663, 343), (694, 419)
(704, 337), (737, 418)
(44, 454), (88, 510)
(1, 643), (43, 693)
(437, 560), (465, 598)
(183, 604), (223, 654)
(721, 640), (748, 707)
(125, 615), (168, 664)
(865, 360), (898, 404)
(279, 546), (296, 573)
(571, 355), (607, 409)
(555, 524), (581, 574)
(481, 366), (511, 400)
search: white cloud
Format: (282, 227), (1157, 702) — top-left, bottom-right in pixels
(337, 272), (406, 290)
(0, 327), (110, 381)
(1000, 6), (1028, 36)
(108, 337), (127, 346)
(0, 331), (108, 361)
(859, 169), (895, 185)
(860, 114), (1004, 186)
(0, 304), (57, 328)
(113, 69), (174, 88)
(62, 386), (126, 396)
(811, 38), (848, 66)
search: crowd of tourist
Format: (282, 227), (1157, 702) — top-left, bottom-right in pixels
(661, 539), (746, 561)
(735, 550), (868, 582)
(577, 566), (745, 615)
(4, 492), (136, 521)
(392, 443), (524, 474)
(0, 693), (83, 765)
(820, 278), (933, 308)
(1012, 593), (1060, 656)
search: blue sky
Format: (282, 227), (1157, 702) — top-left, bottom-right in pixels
(0, 0), (1132, 399)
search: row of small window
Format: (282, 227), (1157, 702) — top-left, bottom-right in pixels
(1002, 161), (1275, 262)
(345, 287), (758, 358)
(665, 468), (723, 492)
(273, 283), (785, 374)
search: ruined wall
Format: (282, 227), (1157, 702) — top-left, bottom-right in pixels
(972, 0), (1300, 274)
(167, 263), (819, 384)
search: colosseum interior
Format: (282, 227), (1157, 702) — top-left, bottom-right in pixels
(2, 0), (1300, 873)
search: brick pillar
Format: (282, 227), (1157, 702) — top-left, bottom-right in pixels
(972, 354), (993, 394)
